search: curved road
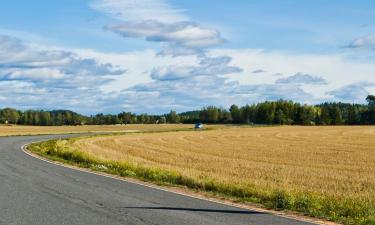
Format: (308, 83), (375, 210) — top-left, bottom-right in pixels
(0, 135), (316, 225)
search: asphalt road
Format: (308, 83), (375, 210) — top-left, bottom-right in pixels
(0, 135), (316, 225)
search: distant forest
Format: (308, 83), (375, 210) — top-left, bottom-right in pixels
(1, 95), (375, 126)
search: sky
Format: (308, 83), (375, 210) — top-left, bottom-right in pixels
(0, 0), (375, 114)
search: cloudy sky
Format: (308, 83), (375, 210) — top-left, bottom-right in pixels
(1, 0), (374, 114)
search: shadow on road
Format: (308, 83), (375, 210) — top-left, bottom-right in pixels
(123, 206), (265, 214)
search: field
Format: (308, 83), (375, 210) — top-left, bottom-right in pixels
(0, 124), (198, 136)
(29, 126), (375, 224)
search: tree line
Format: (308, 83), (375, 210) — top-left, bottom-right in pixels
(1, 95), (375, 126)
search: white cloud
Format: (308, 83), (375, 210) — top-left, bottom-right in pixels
(151, 65), (194, 81)
(3, 68), (65, 80)
(2, 31), (375, 114)
(347, 34), (375, 50)
(275, 72), (327, 85)
(92, 0), (224, 55)
(115, 76), (313, 114)
(0, 35), (125, 114)
(150, 55), (242, 81)
(326, 82), (375, 103)
(72, 47), (375, 113)
(91, 0), (188, 23)
(107, 20), (224, 49)
(212, 48), (375, 89)
(72, 48), (198, 91)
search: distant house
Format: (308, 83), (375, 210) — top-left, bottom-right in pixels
(195, 123), (203, 129)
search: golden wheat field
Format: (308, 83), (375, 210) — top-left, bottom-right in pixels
(26, 125), (375, 224)
(0, 124), (198, 136)
(69, 126), (375, 224)
(73, 126), (375, 198)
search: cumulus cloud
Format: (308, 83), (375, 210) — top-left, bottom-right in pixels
(346, 34), (375, 50)
(107, 21), (224, 49)
(236, 84), (313, 101)
(275, 72), (327, 85)
(150, 55), (242, 81)
(326, 82), (375, 102)
(2, 68), (65, 80)
(116, 75), (312, 114)
(0, 36), (124, 80)
(0, 35), (125, 113)
(111, 52), (310, 113)
(150, 65), (193, 81)
(73, 47), (375, 113)
(93, 0), (224, 55)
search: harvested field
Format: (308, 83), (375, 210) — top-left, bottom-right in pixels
(0, 124), (200, 136)
(68, 126), (375, 224)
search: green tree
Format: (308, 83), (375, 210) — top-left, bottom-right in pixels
(118, 112), (133, 124)
(331, 105), (343, 125)
(366, 95), (375, 107)
(320, 106), (331, 125)
(40, 111), (52, 126)
(299, 105), (316, 125)
(167, 110), (180, 123)
(1, 108), (20, 124)
(203, 106), (220, 123)
(364, 95), (375, 124)
(347, 105), (361, 125)
(229, 104), (241, 123)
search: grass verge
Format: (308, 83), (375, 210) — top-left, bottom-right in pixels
(28, 136), (375, 225)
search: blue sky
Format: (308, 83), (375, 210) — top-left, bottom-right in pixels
(0, 0), (375, 114)
(2, 0), (374, 53)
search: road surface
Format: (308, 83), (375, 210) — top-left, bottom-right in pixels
(0, 135), (316, 225)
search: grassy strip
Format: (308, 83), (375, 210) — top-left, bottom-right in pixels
(28, 138), (375, 225)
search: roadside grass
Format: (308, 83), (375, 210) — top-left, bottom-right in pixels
(27, 127), (375, 225)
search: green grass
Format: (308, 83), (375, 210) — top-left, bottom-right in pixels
(28, 138), (375, 225)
